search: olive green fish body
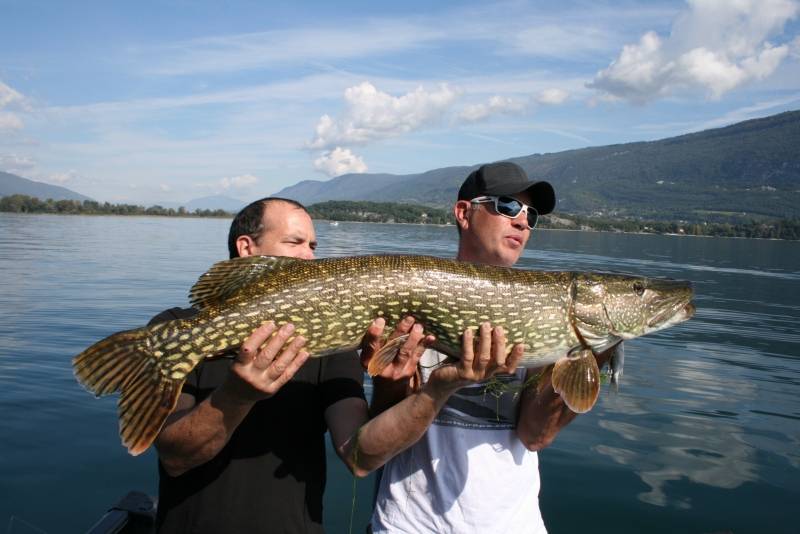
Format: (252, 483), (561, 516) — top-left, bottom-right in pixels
(73, 254), (694, 455)
(191, 256), (579, 365)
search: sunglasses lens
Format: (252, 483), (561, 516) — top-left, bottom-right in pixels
(526, 210), (538, 229)
(498, 196), (538, 229)
(495, 196), (522, 218)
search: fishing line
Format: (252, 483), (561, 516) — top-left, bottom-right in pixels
(348, 426), (364, 534)
(482, 371), (543, 420)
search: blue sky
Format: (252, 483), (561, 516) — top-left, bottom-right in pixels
(1, 0), (799, 205)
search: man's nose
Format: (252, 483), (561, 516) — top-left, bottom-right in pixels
(510, 214), (527, 230)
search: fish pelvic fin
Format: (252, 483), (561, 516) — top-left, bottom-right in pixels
(366, 334), (408, 377)
(73, 327), (184, 456)
(551, 348), (601, 414)
(189, 255), (299, 309)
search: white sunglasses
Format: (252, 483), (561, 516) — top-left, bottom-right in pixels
(470, 195), (539, 230)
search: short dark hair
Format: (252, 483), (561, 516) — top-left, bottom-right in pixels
(227, 197), (308, 258)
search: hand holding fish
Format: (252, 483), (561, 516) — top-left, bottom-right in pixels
(360, 316), (435, 382)
(428, 323), (525, 393)
(223, 321), (310, 403)
(361, 316), (436, 415)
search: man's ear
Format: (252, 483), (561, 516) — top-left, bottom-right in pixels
(236, 235), (257, 258)
(453, 200), (471, 230)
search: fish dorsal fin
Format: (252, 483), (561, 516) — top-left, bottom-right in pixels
(189, 255), (299, 309)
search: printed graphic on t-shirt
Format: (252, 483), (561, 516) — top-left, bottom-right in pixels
(419, 349), (526, 430)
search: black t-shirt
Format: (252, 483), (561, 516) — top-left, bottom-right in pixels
(151, 307), (365, 534)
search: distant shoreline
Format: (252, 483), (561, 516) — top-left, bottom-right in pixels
(3, 210), (796, 242)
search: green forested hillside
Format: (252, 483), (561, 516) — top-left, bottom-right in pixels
(278, 110), (800, 223)
(307, 200), (452, 224)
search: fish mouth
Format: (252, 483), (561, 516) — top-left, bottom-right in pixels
(647, 298), (695, 328)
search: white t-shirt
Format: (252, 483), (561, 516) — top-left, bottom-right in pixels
(370, 349), (548, 534)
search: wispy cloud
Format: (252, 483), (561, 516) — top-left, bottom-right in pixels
(220, 173), (259, 191)
(0, 81), (25, 131)
(589, 0), (800, 102)
(46, 170), (78, 185)
(132, 3), (678, 80)
(502, 24), (618, 59)
(458, 95), (527, 122)
(0, 153), (35, 172)
(142, 22), (445, 76)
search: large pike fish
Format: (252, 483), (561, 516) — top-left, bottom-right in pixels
(74, 255), (694, 455)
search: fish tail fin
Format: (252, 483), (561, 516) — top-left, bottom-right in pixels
(551, 348), (601, 413)
(73, 327), (184, 455)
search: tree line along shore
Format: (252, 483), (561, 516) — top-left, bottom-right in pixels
(2, 194), (798, 241)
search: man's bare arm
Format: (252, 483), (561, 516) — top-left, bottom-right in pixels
(155, 322), (309, 476)
(516, 346), (615, 451)
(332, 323), (523, 477)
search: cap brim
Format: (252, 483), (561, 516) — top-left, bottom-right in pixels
(485, 180), (556, 215)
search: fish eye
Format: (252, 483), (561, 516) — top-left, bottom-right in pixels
(633, 281), (645, 296)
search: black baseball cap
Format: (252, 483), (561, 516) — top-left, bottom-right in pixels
(457, 161), (556, 215)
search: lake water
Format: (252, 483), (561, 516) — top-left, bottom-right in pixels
(1, 213), (798, 534)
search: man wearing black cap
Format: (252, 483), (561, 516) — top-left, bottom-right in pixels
(367, 161), (591, 534)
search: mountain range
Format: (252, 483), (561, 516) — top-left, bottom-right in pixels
(2, 110), (798, 222)
(0, 172), (245, 213)
(277, 110), (800, 222)
(0, 171), (93, 202)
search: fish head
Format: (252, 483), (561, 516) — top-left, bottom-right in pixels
(572, 273), (695, 347)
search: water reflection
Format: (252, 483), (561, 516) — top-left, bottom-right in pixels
(594, 351), (762, 508)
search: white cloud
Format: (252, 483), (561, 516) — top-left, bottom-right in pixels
(458, 95), (527, 122)
(220, 173), (258, 190)
(589, 0), (800, 102)
(313, 147), (367, 177)
(309, 82), (458, 149)
(0, 153), (35, 172)
(159, 183), (171, 192)
(536, 88), (570, 105)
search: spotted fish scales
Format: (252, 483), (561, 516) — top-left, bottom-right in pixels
(73, 254), (694, 455)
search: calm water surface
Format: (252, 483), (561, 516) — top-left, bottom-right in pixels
(1, 214), (798, 533)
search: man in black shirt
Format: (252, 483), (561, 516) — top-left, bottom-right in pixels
(152, 196), (518, 533)
(153, 197), (426, 533)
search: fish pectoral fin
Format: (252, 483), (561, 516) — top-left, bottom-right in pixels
(551, 348), (601, 414)
(366, 334), (409, 377)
